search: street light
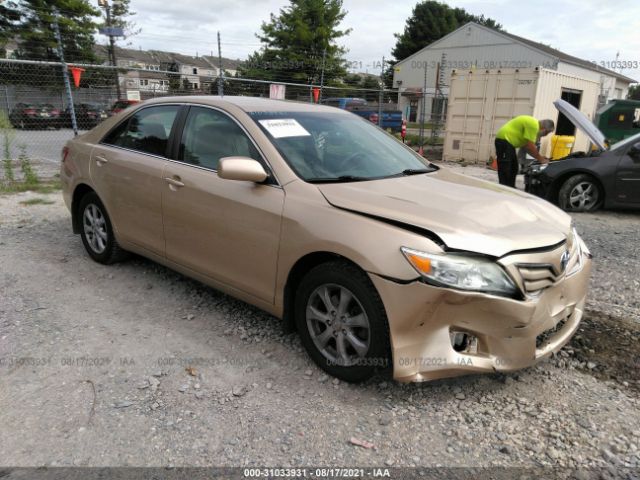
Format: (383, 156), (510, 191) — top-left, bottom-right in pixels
(97, 0), (122, 98)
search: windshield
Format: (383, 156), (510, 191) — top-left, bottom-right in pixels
(249, 111), (434, 182)
(610, 131), (640, 151)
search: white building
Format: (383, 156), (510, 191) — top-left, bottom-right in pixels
(393, 22), (637, 122)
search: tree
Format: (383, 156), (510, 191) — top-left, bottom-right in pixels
(239, 0), (351, 87)
(15, 0), (100, 63)
(392, 1), (502, 61)
(628, 84), (640, 101)
(0, 1), (21, 57)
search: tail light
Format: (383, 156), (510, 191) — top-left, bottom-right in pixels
(24, 108), (37, 115)
(369, 113), (379, 124)
(62, 146), (69, 163)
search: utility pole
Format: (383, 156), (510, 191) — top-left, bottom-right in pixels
(52, 8), (78, 136)
(217, 31), (224, 97)
(319, 47), (326, 103)
(418, 60), (427, 155)
(98, 0), (121, 98)
(378, 56), (385, 127)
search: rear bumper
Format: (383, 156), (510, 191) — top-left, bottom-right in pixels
(370, 253), (591, 382)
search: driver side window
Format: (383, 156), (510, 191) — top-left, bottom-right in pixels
(179, 107), (262, 170)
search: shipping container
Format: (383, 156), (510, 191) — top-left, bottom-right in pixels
(443, 68), (600, 163)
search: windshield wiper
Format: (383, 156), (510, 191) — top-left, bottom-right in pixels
(401, 168), (434, 175)
(306, 175), (370, 184)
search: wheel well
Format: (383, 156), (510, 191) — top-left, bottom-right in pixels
(551, 171), (605, 205)
(71, 184), (95, 233)
(281, 252), (362, 334)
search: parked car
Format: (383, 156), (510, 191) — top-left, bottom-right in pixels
(525, 99), (640, 212)
(321, 97), (403, 132)
(61, 96), (592, 383)
(64, 103), (109, 130)
(110, 99), (140, 116)
(9, 103), (61, 129)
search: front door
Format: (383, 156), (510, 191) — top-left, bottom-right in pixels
(90, 104), (180, 256)
(615, 142), (640, 204)
(161, 105), (284, 303)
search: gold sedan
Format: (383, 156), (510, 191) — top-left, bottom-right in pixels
(60, 96), (592, 383)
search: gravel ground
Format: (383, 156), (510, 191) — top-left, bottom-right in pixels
(0, 162), (639, 473)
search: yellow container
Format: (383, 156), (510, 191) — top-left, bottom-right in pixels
(550, 135), (575, 160)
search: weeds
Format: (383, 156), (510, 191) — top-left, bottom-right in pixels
(18, 145), (39, 186)
(1, 110), (15, 183)
(19, 197), (55, 206)
(0, 113), (50, 193)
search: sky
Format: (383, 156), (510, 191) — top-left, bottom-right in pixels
(108, 0), (640, 83)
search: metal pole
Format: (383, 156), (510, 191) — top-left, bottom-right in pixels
(104, 4), (121, 99)
(378, 56), (384, 127)
(319, 47), (326, 102)
(52, 8), (78, 136)
(419, 60), (427, 152)
(217, 31), (224, 97)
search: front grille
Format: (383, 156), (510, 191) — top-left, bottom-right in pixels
(517, 265), (558, 294)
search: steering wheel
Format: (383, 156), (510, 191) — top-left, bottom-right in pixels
(336, 151), (368, 173)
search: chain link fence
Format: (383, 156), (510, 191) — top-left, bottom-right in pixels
(1, 58), (415, 181)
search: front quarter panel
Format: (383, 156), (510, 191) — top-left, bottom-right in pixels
(275, 180), (443, 312)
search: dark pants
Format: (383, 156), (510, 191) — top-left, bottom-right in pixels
(494, 138), (518, 188)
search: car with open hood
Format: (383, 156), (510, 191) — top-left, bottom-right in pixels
(60, 96), (592, 383)
(525, 99), (640, 211)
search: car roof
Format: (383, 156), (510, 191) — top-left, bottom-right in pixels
(140, 95), (347, 114)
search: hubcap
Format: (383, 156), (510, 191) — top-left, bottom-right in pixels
(569, 181), (598, 210)
(306, 284), (370, 367)
(83, 203), (108, 254)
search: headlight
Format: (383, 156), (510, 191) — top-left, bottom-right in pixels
(401, 247), (517, 296)
(567, 228), (590, 277)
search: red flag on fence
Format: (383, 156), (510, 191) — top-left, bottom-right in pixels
(68, 66), (85, 88)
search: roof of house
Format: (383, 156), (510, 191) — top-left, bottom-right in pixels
(395, 22), (637, 84)
(94, 45), (243, 71)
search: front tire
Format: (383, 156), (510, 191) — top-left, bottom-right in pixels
(558, 174), (603, 212)
(78, 192), (128, 264)
(295, 261), (391, 383)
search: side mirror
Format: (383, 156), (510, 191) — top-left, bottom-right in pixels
(217, 157), (268, 183)
(629, 142), (640, 157)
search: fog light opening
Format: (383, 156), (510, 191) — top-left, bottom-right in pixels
(450, 331), (478, 354)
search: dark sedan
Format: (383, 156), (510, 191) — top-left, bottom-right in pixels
(64, 103), (109, 130)
(9, 103), (61, 129)
(525, 100), (640, 212)
(526, 133), (640, 211)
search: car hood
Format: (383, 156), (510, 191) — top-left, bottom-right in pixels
(554, 99), (607, 151)
(317, 168), (572, 257)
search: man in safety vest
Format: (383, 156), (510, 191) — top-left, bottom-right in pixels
(495, 116), (554, 187)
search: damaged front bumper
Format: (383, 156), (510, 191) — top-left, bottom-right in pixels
(370, 244), (592, 382)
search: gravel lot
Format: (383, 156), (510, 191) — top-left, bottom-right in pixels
(1, 161), (639, 473)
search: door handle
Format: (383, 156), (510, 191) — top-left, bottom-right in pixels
(95, 156), (108, 166)
(164, 176), (185, 188)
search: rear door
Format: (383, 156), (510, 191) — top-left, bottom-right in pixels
(161, 105), (284, 302)
(614, 142), (640, 204)
(90, 104), (180, 256)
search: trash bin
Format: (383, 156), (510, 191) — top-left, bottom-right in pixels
(550, 135), (574, 160)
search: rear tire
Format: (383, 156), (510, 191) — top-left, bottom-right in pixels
(78, 191), (128, 264)
(558, 174), (603, 212)
(294, 260), (391, 383)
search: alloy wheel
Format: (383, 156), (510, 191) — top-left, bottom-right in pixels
(569, 181), (599, 210)
(305, 283), (371, 367)
(83, 203), (108, 254)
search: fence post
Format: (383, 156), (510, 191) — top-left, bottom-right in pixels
(378, 56), (384, 127)
(52, 8), (78, 136)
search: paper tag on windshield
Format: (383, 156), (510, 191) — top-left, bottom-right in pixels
(259, 119), (310, 138)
